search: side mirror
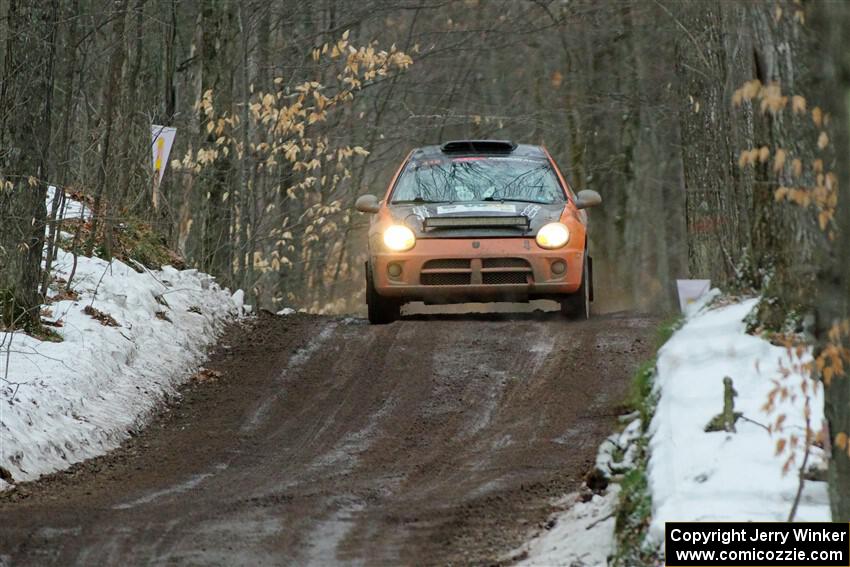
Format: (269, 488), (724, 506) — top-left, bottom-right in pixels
(355, 194), (380, 213)
(575, 189), (602, 210)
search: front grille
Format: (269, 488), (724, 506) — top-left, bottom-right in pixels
(483, 272), (529, 285)
(421, 272), (472, 286)
(419, 257), (532, 286)
(482, 258), (530, 269)
(422, 259), (471, 270)
(481, 257), (532, 285)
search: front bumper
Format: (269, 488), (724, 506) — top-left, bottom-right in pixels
(371, 237), (584, 302)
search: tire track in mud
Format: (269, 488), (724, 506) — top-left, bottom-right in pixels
(0, 311), (655, 566)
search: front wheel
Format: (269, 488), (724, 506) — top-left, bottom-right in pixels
(560, 255), (590, 320)
(366, 263), (401, 324)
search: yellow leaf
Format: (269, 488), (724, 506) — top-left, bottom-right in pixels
(818, 131), (829, 149)
(791, 95), (806, 114)
(551, 71), (563, 88)
(813, 159), (823, 173)
(732, 89), (744, 107)
(783, 457), (794, 475)
(836, 431), (848, 450)
(773, 149), (786, 172)
(812, 106), (823, 128)
(758, 146), (770, 163)
(774, 6), (783, 21)
(792, 158), (803, 178)
(760, 84), (787, 114)
(826, 172), (838, 190)
(791, 188), (811, 207)
(742, 79), (762, 101)
(774, 186), (789, 201)
(775, 438), (787, 455)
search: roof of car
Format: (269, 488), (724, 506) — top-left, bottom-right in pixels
(411, 140), (547, 160)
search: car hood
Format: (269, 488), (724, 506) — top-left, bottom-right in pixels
(388, 202), (565, 238)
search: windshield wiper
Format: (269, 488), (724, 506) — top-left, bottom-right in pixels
(392, 197), (444, 204)
(483, 196), (550, 204)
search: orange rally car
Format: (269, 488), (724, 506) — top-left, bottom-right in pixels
(355, 140), (602, 324)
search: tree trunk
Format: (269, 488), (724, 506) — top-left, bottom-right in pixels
(0, 0), (57, 331)
(747, 1), (820, 330)
(676, 2), (749, 285)
(116, 0), (145, 204)
(41, 0), (80, 296)
(198, 0), (235, 284)
(85, 0), (128, 258)
(809, 0), (850, 522)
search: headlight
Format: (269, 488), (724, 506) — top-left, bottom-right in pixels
(383, 225), (416, 251)
(536, 222), (570, 249)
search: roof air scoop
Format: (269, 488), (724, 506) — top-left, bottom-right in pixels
(440, 140), (517, 154)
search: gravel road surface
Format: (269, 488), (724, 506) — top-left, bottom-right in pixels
(0, 310), (655, 566)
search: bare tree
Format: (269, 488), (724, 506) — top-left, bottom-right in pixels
(0, 0), (58, 331)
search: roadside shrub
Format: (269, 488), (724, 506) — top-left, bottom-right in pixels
(613, 460), (655, 566)
(612, 316), (681, 566)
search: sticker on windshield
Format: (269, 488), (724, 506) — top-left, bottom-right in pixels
(436, 204), (517, 215)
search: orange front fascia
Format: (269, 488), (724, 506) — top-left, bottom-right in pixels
(369, 237), (585, 302)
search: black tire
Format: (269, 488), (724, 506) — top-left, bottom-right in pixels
(366, 263), (401, 324)
(560, 254), (590, 320)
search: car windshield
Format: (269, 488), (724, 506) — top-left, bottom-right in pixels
(391, 156), (566, 204)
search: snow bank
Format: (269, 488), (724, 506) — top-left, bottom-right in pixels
(0, 248), (241, 488)
(647, 295), (829, 544)
(518, 486), (620, 567)
(517, 417), (642, 567)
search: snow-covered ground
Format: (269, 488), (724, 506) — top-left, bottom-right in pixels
(518, 486), (620, 567)
(520, 292), (830, 566)
(0, 247), (244, 489)
(517, 417), (641, 567)
(648, 293), (829, 546)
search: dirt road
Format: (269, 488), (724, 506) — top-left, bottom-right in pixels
(0, 311), (655, 566)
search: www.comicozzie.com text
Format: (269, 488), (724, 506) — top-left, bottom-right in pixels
(669, 527), (848, 547)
